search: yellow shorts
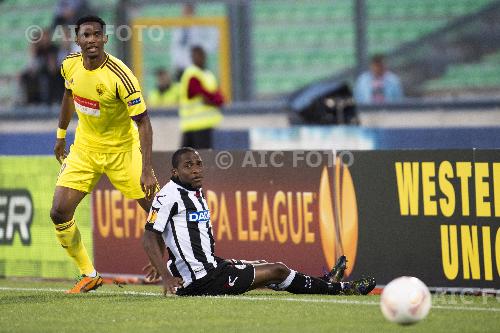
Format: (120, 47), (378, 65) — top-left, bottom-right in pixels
(56, 144), (145, 199)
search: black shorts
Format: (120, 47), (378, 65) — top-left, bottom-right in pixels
(176, 261), (255, 296)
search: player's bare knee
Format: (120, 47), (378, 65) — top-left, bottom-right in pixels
(274, 263), (291, 280)
(50, 206), (70, 224)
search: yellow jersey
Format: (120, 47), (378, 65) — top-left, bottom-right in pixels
(61, 52), (147, 153)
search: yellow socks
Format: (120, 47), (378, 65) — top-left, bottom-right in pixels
(55, 219), (95, 276)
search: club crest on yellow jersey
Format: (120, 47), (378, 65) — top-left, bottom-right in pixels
(96, 83), (106, 96)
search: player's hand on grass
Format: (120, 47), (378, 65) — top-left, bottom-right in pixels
(54, 139), (67, 164)
(163, 276), (183, 296)
(141, 168), (157, 201)
(142, 263), (161, 283)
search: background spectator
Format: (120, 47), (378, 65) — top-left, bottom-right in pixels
(178, 46), (224, 149)
(52, 0), (92, 27)
(20, 29), (64, 105)
(354, 54), (403, 104)
(148, 68), (180, 109)
(56, 25), (79, 66)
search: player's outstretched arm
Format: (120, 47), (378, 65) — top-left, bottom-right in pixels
(135, 112), (157, 201)
(142, 235), (167, 283)
(143, 230), (183, 295)
(54, 89), (76, 164)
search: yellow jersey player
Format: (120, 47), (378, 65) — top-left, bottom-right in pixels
(50, 16), (157, 293)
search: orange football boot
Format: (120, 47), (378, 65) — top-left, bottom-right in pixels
(65, 275), (103, 294)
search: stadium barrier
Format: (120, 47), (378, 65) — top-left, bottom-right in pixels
(248, 127), (500, 150)
(4, 126), (500, 155)
(93, 150), (499, 290)
(0, 157), (91, 278)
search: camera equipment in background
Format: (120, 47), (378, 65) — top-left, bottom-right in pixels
(287, 81), (358, 125)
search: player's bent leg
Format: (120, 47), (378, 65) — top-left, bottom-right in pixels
(252, 263), (345, 295)
(50, 186), (86, 224)
(251, 263), (290, 289)
(51, 186), (100, 292)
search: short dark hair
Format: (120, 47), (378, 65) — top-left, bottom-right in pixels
(371, 54), (385, 65)
(172, 147), (197, 168)
(155, 67), (168, 76)
(191, 45), (205, 55)
(75, 15), (106, 35)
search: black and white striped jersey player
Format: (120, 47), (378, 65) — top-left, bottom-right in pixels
(142, 147), (376, 296)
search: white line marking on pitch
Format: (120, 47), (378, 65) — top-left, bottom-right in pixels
(1, 287), (499, 313)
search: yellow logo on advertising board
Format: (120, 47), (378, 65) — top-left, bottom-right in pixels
(319, 161), (358, 277)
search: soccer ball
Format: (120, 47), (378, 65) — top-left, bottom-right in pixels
(380, 276), (431, 325)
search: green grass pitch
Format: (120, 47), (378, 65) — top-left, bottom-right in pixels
(1, 279), (499, 332)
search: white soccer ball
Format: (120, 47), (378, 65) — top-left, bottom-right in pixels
(380, 276), (431, 325)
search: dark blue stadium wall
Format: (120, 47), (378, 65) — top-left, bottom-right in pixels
(375, 128), (500, 149)
(0, 133), (76, 155)
(1, 127), (500, 154)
